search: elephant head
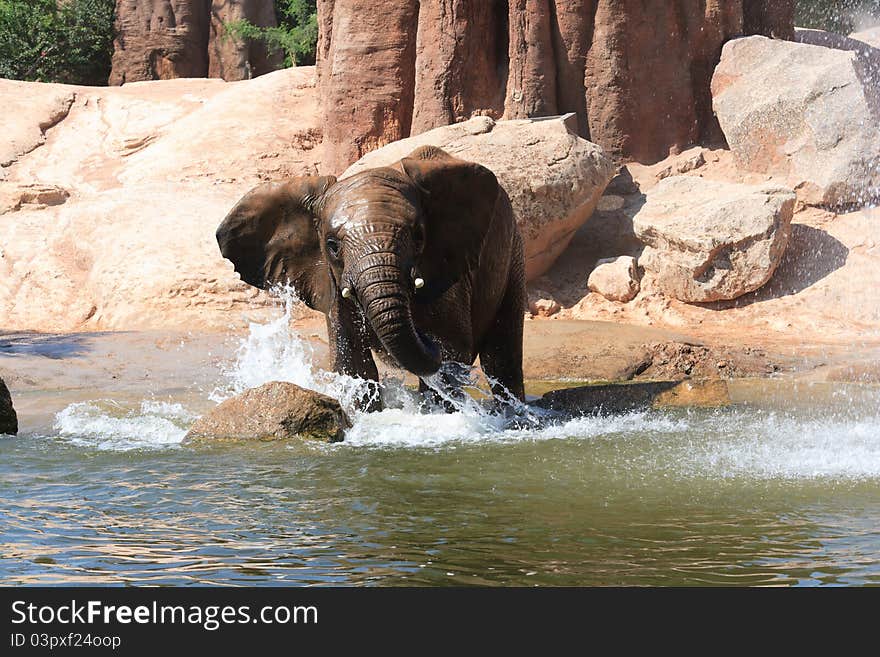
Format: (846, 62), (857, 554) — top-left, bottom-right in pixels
(216, 147), (501, 377)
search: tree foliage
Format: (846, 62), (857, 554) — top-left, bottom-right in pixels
(226, 0), (318, 67)
(0, 0), (115, 84)
(796, 0), (880, 34)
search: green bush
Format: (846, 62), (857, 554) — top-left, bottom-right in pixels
(796, 0), (880, 34)
(226, 0), (318, 67)
(0, 0), (114, 85)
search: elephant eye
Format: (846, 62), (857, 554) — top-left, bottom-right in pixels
(326, 237), (341, 259)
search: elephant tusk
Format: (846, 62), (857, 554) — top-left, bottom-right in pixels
(414, 277), (425, 289)
(341, 287), (352, 299)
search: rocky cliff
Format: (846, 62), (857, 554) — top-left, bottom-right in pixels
(317, 0), (795, 172)
(110, 0), (281, 84)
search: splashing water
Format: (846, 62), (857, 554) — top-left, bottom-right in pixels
(45, 286), (880, 481)
(53, 400), (197, 451)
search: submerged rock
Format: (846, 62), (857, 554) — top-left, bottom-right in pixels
(342, 115), (615, 281)
(536, 380), (730, 417)
(712, 35), (880, 207)
(0, 378), (17, 435)
(850, 26), (880, 49)
(184, 382), (351, 444)
(634, 176), (795, 303)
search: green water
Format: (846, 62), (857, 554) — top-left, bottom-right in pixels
(2, 389), (879, 586)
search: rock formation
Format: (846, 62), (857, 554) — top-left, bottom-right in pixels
(184, 381), (351, 443)
(317, 0), (795, 172)
(0, 378), (17, 436)
(713, 36), (880, 207)
(633, 177), (796, 303)
(0, 68), (321, 332)
(342, 115), (615, 281)
(587, 255), (640, 303)
(110, 0), (280, 84)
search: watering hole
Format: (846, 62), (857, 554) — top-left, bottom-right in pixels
(2, 293), (879, 586)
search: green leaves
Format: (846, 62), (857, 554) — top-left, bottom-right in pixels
(0, 0), (114, 84)
(225, 0), (318, 68)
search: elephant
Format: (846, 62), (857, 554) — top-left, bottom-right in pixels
(216, 146), (525, 410)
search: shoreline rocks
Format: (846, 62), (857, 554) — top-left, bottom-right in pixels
(0, 378), (17, 435)
(184, 381), (351, 444)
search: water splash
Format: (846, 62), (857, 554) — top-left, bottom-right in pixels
(209, 285), (379, 412)
(53, 400), (196, 451)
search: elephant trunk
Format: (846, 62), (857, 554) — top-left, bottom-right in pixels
(355, 252), (441, 378)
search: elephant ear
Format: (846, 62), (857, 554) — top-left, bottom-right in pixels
(396, 146), (500, 299)
(216, 176), (336, 313)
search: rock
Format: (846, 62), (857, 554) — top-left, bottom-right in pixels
(318, 1), (795, 171)
(0, 378), (17, 435)
(712, 36), (880, 208)
(588, 256), (640, 303)
(110, 0), (280, 85)
(110, 0), (211, 84)
(851, 26), (880, 49)
(530, 298), (560, 318)
(535, 379), (730, 417)
(633, 176), (796, 303)
(0, 68), (321, 332)
(342, 115), (615, 281)
(207, 0), (283, 81)
(0, 83), (74, 169)
(656, 147), (707, 180)
(184, 381), (351, 444)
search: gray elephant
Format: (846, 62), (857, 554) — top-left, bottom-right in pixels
(216, 146), (525, 410)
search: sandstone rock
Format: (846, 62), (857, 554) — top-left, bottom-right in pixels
(184, 381), (350, 443)
(342, 115), (615, 281)
(530, 298), (560, 318)
(0, 83), (74, 169)
(208, 0), (283, 81)
(110, 0), (280, 84)
(318, 1), (795, 171)
(588, 256), (640, 303)
(712, 36), (880, 208)
(851, 26), (880, 49)
(110, 0), (211, 84)
(0, 378), (17, 435)
(656, 148), (707, 180)
(633, 177), (796, 303)
(0, 68), (321, 331)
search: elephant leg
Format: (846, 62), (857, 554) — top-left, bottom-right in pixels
(479, 250), (526, 405)
(327, 300), (382, 412)
(417, 361), (473, 412)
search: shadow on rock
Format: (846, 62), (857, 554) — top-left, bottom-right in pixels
(701, 224), (849, 310)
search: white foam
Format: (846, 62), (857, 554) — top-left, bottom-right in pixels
(53, 400), (196, 451)
(678, 409), (880, 481)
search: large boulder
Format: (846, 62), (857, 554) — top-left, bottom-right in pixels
(712, 35), (880, 208)
(110, 0), (279, 84)
(184, 382), (351, 444)
(0, 68), (321, 332)
(317, 0), (794, 171)
(342, 115), (615, 281)
(0, 378), (17, 435)
(633, 176), (796, 303)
